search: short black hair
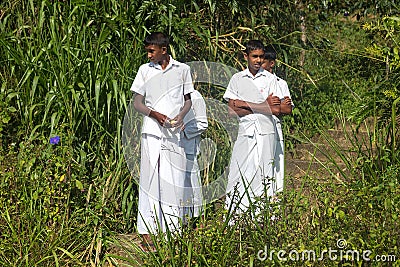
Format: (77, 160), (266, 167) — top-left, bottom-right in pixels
(244, 40), (265, 54)
(144, 32), (169, 48)
(264, 44), (277, 60)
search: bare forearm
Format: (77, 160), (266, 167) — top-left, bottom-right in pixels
(280, 96), (292, 115)
(170, 93), (192, 128)
(178, 99), (192, 118)
(133, 94), (151, 116)
(134, 93), (168, 126)
(234, 99), (273, 115)
(270, 104), (281, 116)
(228, 99), (252, 117)
(229, 106), (253, 117)
(280, 103), (292, 115)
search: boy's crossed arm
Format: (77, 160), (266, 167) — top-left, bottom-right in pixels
(228, 93), (281, 118)
(280, 96), (292, 115)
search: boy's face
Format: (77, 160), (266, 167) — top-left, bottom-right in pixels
(145, 44), (167, 64)
(244, 49), (264, 75)
(262, 59), (275, 73)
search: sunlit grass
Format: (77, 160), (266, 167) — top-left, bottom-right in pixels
(112, 118), (399, 267)
(1, 0), (399, 266)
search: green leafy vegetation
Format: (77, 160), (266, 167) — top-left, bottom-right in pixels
(0, 0), (399, 266)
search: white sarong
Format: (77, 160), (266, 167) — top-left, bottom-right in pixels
(137, 134), (186, 234)
(225, 131), (277, 213)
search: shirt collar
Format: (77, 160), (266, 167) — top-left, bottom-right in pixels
(149, 55), (180, 70)
(242, 67), (269, 79)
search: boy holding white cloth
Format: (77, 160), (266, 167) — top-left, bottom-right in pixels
(130, 32), (193, 249)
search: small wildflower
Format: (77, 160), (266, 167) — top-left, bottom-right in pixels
(344, 11), (349, 17)
(50, 136), (60, 145)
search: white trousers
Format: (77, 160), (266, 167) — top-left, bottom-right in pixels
(137, 134), (186, 234)
(225, 132), (277, 213)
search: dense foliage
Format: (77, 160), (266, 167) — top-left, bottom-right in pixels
(0, 0), (399, 266)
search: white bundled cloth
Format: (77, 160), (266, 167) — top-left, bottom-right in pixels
(130, 57), (194, 234)
(180, 90), (208, 222)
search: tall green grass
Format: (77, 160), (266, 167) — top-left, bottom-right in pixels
(107, 114), (399, 266)
(1, 0), (399, 266)
(0, 0), (280, 264)
(1, 1), (142, 264)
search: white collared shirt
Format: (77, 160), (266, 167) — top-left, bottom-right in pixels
(130, 56), (194, 138)
(223, 68), (282, 136)
(272, 73), (294, 125)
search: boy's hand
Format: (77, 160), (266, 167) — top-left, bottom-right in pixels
(283, 96), (292, 105)
(149, 110), (170, 127)
(266, 93), (281, 115)
(170, 114), (184, 129)
(267, 93), (281, 105)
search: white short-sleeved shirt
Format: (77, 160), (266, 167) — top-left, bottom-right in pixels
(130, 56), (194, 138)
(272, 73), (294, 125)
(223, 68), (283, 136)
